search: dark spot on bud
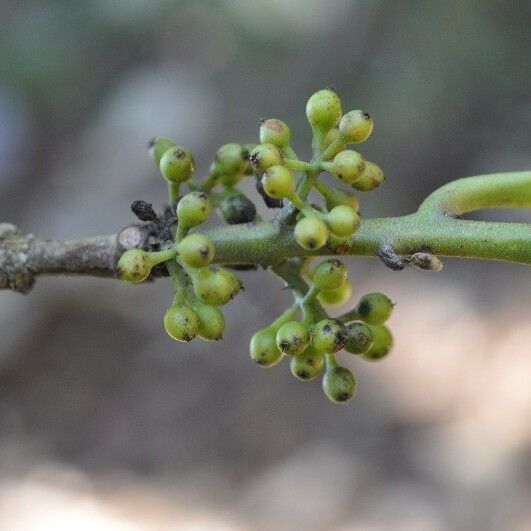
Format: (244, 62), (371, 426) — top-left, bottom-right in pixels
(297, 370), (309, 380)
(337, 392), (351, 402)
(358, 300), (371, 318)
(323, 324), (333, 334)
(362, 111), (371, 120)
(335, 330), (347, 348)
(280, 341), (290, 351)
(256, 355), (267, 365)
(308, 239), (317, 249)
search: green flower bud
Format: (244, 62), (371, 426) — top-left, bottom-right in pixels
(330, 150), (365, 184)
(306, 89), (342, 131)
(118, 249), (153, 283)
(276, 321), (310, 356)
(353, 161), (384, 192)
(325, 233), (353, 255)
(220, 194), (257, 224)
(323, 189), (359, 212)
(290, 347), (324, 381)
(215, 143), (249, 175)
(219, 171), (244, 187)
(164, 305), (199, 342)
(344, 321), (374, 354)
(148, 137), (175, 167)
(193, 267), (241, 306)
(323, 366), (356, 403)
(177, 192), (211, 228)
(259, 118), (291, 148)
(194, 303), (225, 341)
(294, 216), (329, 250)
(311, 319), (348, 354)
(362, 324), (393, 361)
(317, 281), (352, 307)
(159, 146), (195, 183)
(338, 110), (374, 143)
(357, 292), (393, 325)
(262, 165), (295, 199)
(313, 259), (348, 291)
(178, 233), (214, 268)
(249, 143), (284, 173)
(325, 205), (360, 237)
(250, 327), (283, 367)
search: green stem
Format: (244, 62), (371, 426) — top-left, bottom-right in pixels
(324, 353), (338, 370)
(301, 284), (319, 304)
(166, 259), (192, 305)
(417, 171), (531, 216)
(168, 182), (180, 204)
(201, 171), (531, 266)
(320, 135), (346, 161)
(175, 224), (189, 242)
(281, 146), (300, 160)
(272, 260), (327, 322)
(269, 303), (301, 329)
(150, 247), (178, 266)
(284, 159), (314, 172)
(199, 167), (220, 192)
(313, 180), (356, 209)
(296, 168), (322, 202)
(286, 191), (323, 218)
(311, 127), (327, 155)
(338, 308), (360, 323)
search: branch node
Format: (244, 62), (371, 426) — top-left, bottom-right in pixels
(117, 225), (152, 253)
(409, 252), (444, 272)
(377, 243), (407, 271)
(378, 243), (443, 272)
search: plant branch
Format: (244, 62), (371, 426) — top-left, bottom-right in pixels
(0, 223), (155, 293)
(1, 171), (530, 293)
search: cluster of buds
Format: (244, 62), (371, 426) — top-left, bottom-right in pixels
(251, 259), (393, 402)
(118, 139), (245, 343)
(249, 89), (384, 253)
(116, 88), (393, 403)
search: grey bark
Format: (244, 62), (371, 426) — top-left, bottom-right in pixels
(0, 223), (154, 294)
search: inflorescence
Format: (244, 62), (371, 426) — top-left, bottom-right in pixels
(118, 88), (393, 403)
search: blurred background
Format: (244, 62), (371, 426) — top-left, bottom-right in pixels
(1, 1), (530, 529)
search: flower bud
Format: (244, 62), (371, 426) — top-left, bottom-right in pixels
(259, 118), (291, 147)
(338, 110), (374, 143)
(306, 89), (342, 131)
